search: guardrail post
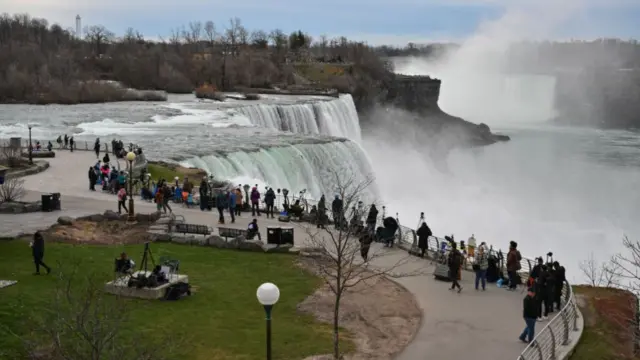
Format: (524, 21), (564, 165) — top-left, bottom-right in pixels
(534, 339), (544, 360)
(561, 306), (570, 345)
(549, 327), (557, 360)
(573, 301), (579, 331)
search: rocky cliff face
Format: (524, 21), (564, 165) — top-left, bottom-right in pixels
(382, 74), (510, 147)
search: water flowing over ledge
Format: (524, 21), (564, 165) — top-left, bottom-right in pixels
(182, 140), (377, 201)
(234, 94), (362, 141)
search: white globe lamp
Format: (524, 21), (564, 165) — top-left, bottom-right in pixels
(256, 282), (279, 360)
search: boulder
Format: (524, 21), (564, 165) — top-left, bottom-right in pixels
(57, 216), (74, 226)
(206, 235), (229, 248)
(148, 230), (172, 242)
(237, 239), (265, 252)
(103, 210), (120, 220)
(135, 212), (161, 223)
(21, 151), (55, 158)
(24, 201), (42, 212)
(264, 243), (293, 253)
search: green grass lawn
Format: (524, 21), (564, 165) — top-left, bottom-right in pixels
(571, 286), (638, 360)
(147, 163), (181, 182)
(0, 240), (342, 360)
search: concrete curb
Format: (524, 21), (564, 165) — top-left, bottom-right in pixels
(5, 160), (50, 179)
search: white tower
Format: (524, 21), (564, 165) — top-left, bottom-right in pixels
(75, 15), (81, 39)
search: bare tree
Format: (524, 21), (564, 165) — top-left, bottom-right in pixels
(610, 236), (640, 294)
(0, 178), (26, 203)
(580, 252), (621, 287)
(203, 21), (217, 46)
(299, 169), (422, 359)
(84, 25), (114, 55)
(182, 21), (202, 45)
(2, 263), (177, 359)
(250, 30), (269, 49)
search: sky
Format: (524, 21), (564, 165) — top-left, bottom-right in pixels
(1, 0), (639, 46)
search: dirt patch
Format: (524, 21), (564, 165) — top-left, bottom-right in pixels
(297, 258), (421, 360)
(43, 220), (151, 245)
(573, 285), (639, 359)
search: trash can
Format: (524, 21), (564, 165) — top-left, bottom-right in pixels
(267, 227), (282, 245)
(41, 194), (53, 212)
(51, 192), (61, 210)
(280, 227), (294, 245)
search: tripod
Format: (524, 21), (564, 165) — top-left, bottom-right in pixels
(139, 242), (156, 273)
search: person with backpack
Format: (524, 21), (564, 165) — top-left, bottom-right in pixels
(506, 241), (522, 291)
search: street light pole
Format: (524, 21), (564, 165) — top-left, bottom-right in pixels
(27, 125), (33, 165)
(126, 151), (136, 222)
(257, 282), (280, 360)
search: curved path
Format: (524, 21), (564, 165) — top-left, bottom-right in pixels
(2, 151), (526, 359)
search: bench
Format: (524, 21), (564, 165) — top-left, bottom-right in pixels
(174, 223), (211, 236)
(218, 227), (248, 240)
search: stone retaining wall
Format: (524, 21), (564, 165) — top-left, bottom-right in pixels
(5, 160), (49, 180)
(0, 201), (42, 214)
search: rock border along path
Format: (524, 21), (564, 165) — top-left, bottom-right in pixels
(3, 151), (530, 359)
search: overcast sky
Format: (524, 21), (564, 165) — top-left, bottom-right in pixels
(1, 0), (639, 45)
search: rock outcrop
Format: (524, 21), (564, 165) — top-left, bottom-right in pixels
(383, 74), (510, 147)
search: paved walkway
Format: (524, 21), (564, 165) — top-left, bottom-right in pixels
(2, 151), (527, 359)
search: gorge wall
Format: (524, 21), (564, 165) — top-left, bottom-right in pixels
(380, 74), (510, 147)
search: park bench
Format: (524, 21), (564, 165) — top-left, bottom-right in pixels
(218, 227), (248, 240)
(174, 223), (211, 236)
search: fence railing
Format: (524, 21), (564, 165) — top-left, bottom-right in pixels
(1, 138), (111, 153)
(252, 192), (579, 360)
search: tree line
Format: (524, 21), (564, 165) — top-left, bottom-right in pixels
(0, 13), (392, 109)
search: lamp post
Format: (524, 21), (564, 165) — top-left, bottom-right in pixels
(126, 151), (136, 222)
(256, 282), (280, 360)
(27, 125), (33, 165)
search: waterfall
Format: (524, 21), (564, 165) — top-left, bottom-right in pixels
(234, 94), (362, 141)
(183, 140), (377, 201)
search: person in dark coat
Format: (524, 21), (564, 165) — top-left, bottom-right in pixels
(520, 288), (538, 343)
(553, 261), (566, 310)
(317, 195), (327, 228)
(102, 152), (110, 165)
(264, 188), (276, 218)
(332, 195), (343, 228)
(94, 138), (100, 158)
(31, 232), (51, 275)
(447, 242), (463, 292)
(359, 232), (374, 261)
(199, 178), (209, 211)
(416, 222), (433, 258)
(88, 167), (98, 191)
(365, 204), (378, 234)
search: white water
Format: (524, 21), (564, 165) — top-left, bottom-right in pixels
(182, 140), (377, 202)
(393, 58), (559, 126)
(234, 94), (362, 141)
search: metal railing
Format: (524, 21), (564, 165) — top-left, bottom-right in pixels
(251, 192), (579, 360)
(1, 138), (111, 153)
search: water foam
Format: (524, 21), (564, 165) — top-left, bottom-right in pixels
(182, 140), (377, 201)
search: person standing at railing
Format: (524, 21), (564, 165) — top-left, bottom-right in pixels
(317, 195), (327, 228)
(332, 195), (343, 229)
(506, 241), (522, 291)
(416, 222), (432, 258)
(468, 234), (476, 259)
(264, 188), (276, 218)
(365, 204), (378, 234)
(553, 262), (566, 311)
(234, 188), (243, 216)
(474, 246), (489, 291)
(520, 287), (538, 343)
(250, 187), (261, 216)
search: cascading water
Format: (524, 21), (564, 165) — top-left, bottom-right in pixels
(183, 140), (377, 201)
(234, 94), (362, 141)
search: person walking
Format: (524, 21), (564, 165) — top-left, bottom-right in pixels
(228, 190), (236, 223)
(31, 232), (51, 275)
(520, 288), (538, 343)
(117, 187), (128, 214)
(448, 242), (463, 293)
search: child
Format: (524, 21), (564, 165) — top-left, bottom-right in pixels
(155, 189), (164, 212)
